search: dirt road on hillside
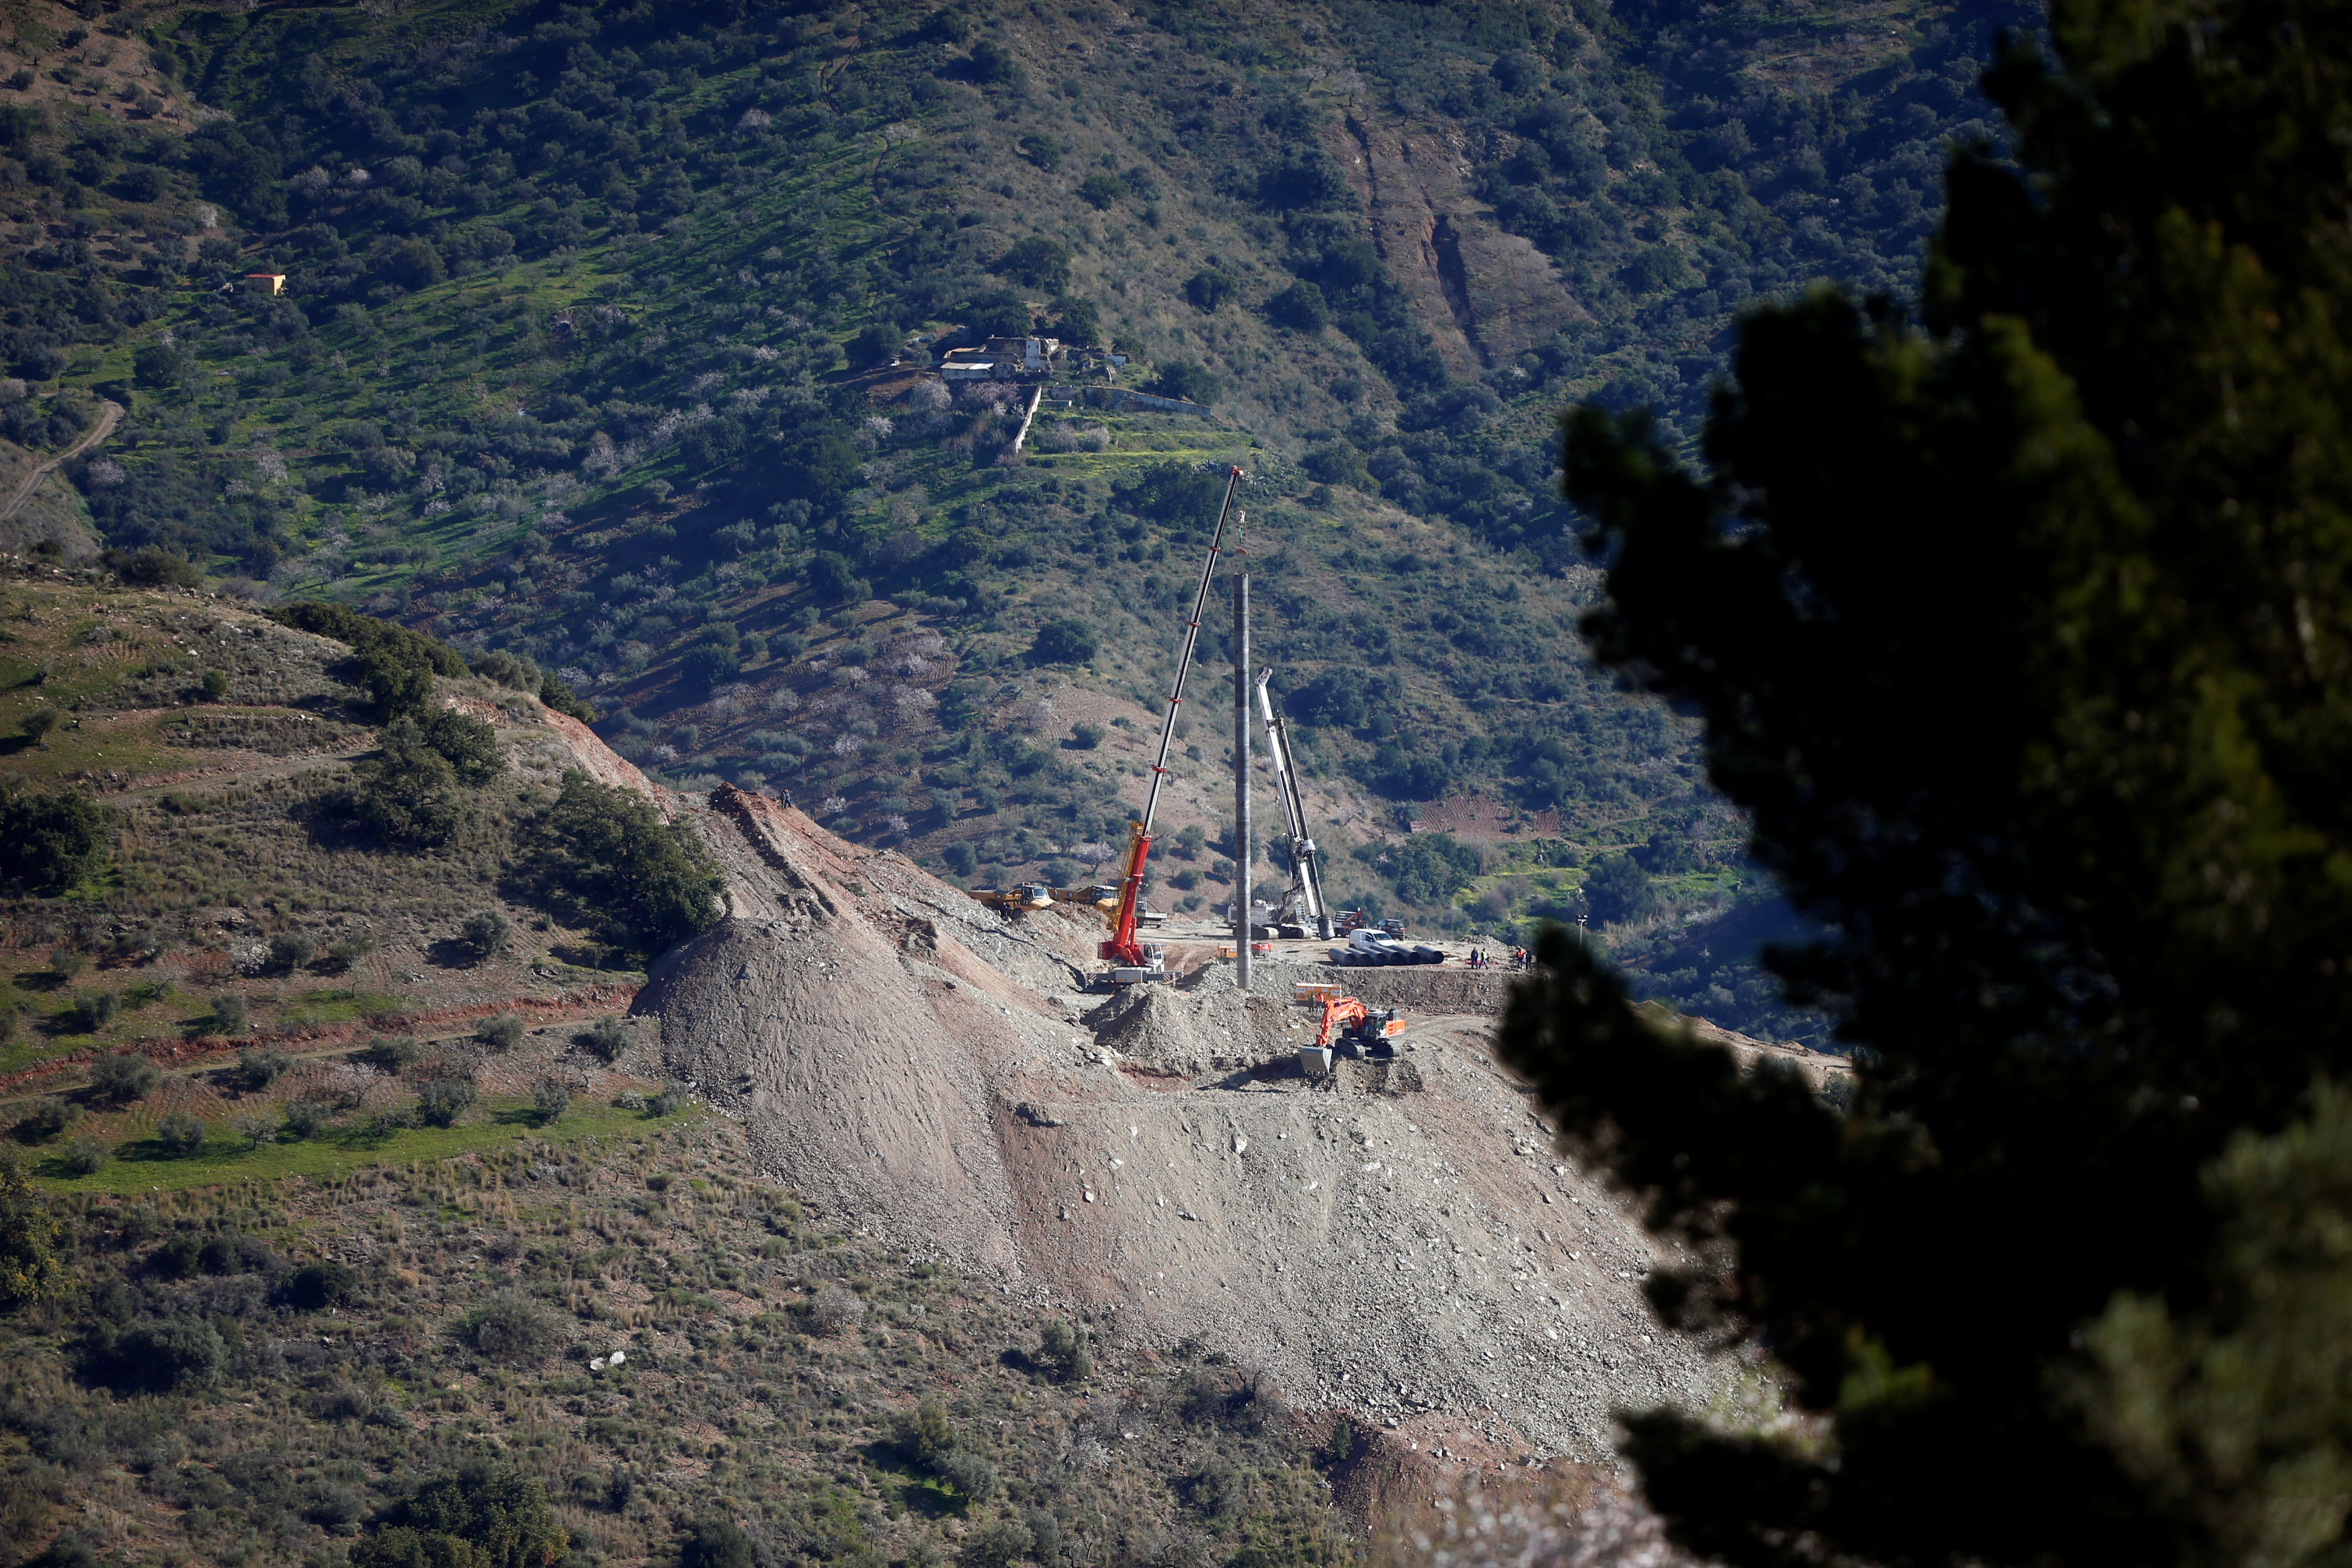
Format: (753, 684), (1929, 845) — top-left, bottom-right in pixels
(0, 398), (122, 525)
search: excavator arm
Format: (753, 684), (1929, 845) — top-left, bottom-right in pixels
(1315, 995), (1370, 1048)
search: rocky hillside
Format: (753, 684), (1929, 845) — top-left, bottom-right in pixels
(0, 576), (1837, 1567)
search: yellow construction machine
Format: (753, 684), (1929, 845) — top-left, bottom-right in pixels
(969, 883), (1056, 915)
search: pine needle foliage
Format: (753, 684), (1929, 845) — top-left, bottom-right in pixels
(1509, 2), (2352, 1563)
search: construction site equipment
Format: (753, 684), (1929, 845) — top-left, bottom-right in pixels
(1098, 464), (1247, 986)
(971, 883), (1056, 915)
(1338, 910), (1369, 934)
(1314, 994), (1404, 1057)
(1234, 554), (1252, 993)
(1329, 928), (1445, 967)
(1251, 669), (1335, 941)
(1050, 882), (1169, 927)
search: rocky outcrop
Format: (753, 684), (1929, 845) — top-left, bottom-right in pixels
(1335, 111), (1591, 374)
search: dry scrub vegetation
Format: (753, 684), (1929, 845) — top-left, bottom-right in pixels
(0, 1116), (1359, 1568)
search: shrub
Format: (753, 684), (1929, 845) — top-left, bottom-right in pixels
(937, 1448), (1000, 1502)
(469, 648), (539, 691)
(362, 1034), (421, 1072)
(210, 994), (248, 1036)
(15, 1096), (77, 1143)
(0, 1150), (61, 1311)
(1032, 617), (1099, 666)
(271, 607), (467, 722)
(1301, 443), (1373, 490)
(59, 1137), (105, 1176)
(531, 1076), (571, 1125)
(286, 1260), (358, 1310)
(1582, 853), (1656, 928)
(0, 785), (103, 892)
(1183, 1454), (1245, 1518)
(103, 1315), (227, 1390)
(648, 1082), (689, 1117)
(153, 1110), (206, 1155)
(345, 711), (500, 846)
(1265, 280), (1331, 333)
(531, 773), (722, 961)
(415, 1077), (478, 1128)
(353, 1465), (567, 1568)
(464, 1290), (562, 1361)
(17, 707), (59, 746)
(89, 1050), (158, 1102)
(321, 933), (376, 971)
(539, 670), (595, 723)
(896, 1396), (955, 1464)
(580, 1015), (630, 1063)
(1027, 1510), (1062, 1566)
(1184, 269), (1236, 312)
(1069, 722), (1105, 749)
(995, 235), (1073, 292)
(200, 669), (228, 700)
(970, 1520), (1033, 1568)
(230, 1047), (289, 1090)
(66, 988), (117, 1035)
(283, 1100), (331, 1139)
(152, 1232), (203, 1278)
(681, 640), (741, 689)
(476, 1014), (524, 1053)
(459, 909), (511, 959)
(269, 931), (317, 969)
(1146, 361), (1220, 405)
(683, 1518), (756, 1568)
(808, 1284), (866, 1336)
(1382, 832), (1484, 907)
(1038, 1320), (1091, 1382)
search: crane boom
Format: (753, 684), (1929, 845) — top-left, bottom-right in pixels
(1100, 464), (1247, 980)
(1253, 669), (1334, 940)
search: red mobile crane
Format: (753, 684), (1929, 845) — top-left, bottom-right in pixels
(1099, 464), (1246, 985)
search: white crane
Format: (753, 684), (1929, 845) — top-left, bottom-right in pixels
(1252, 668), (1335, 941)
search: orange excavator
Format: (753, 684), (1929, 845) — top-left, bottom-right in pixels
(1316, 994), (1404, 1056)
(1098, 464), (1247, 986)
(1296, 994), (1404, 1076)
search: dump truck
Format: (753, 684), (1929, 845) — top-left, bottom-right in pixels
(970, 883), (1056, 915)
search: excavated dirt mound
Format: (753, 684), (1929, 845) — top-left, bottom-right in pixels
(1085, 969), (1301, 1074)
(1245, 957), (1523, 1016)
(643, 785), (1744, 1463)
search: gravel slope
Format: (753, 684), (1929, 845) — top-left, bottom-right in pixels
(643, 785), (1745, 1463)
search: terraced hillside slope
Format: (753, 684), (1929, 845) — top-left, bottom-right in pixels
(0, 0), (2034, 1041)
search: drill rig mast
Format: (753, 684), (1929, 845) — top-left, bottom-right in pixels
(1251, 669), (1335, 941)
